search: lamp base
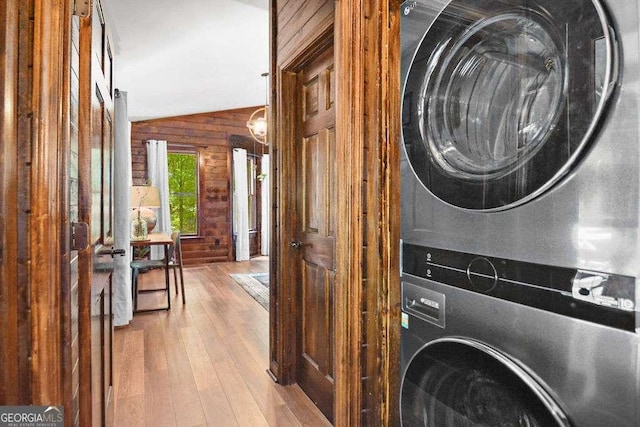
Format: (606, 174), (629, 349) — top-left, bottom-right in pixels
(131, 216), (148, 241)
(131, 208), (158, 233)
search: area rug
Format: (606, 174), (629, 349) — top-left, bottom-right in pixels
(229, 273), (269, 311)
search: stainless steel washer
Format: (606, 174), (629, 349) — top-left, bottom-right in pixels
(400, 0), (640, 425)
(401, 246), (637, 426)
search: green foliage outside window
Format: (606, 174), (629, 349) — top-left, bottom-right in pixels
(168, 152), (198, 235)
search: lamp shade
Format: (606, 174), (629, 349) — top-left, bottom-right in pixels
(130, 185), (161, 239)
(130, 185), (160, 208)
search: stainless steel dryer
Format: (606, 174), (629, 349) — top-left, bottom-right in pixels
(400, 0), (640, 425)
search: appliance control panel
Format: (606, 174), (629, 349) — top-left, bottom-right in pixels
(403, 243), (636, 332)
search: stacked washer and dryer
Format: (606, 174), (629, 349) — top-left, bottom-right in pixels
(399, 0), (640, 425)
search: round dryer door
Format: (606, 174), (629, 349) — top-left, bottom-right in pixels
(402, 0), (617, 211)
(400, 339), (570, 426)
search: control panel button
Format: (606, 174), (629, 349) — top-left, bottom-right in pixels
(467, 257), (498, 293)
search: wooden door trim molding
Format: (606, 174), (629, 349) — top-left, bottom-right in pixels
(334, 1), (401, 425)
(78, 6), (93, 425)
(30, 0), (69, 404)
(0, 0), (22, 404)
(334, 2), (364, 424)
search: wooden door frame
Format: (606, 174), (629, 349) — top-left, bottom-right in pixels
(271, 18), (335, 384)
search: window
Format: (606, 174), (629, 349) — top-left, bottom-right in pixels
(232, 153), (261, 235)
(167, 151), (198, 235)
(248, 155), (258, 231)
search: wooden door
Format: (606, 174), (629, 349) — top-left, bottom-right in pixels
(80, 0), (115, 424)
(295, 45), (336, 423)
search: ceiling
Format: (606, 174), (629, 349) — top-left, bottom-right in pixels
(104, 0), (269, 122)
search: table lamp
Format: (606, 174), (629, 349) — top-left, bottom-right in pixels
(130, 185), (161, 241)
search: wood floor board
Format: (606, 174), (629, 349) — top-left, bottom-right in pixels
(144, 371), (177, 426)
(198, 383), (239, 427)
(114, 258), (330, 426)
(163, 326), (198, 390)
(117, 329), (145, 399)
(144, 322), (169, 373)
(167, 377), (208, 426)
(191, 308), (233, 364)
(213, 359), (270, 427)
(114, 394), (145, 427)
(179, 326), (220, 392)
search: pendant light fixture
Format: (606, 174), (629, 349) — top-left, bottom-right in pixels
(246, 72), (269, 145)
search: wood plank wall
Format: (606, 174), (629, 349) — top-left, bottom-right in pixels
(276, 0), (334, 63)
(130, 107), (260, 265)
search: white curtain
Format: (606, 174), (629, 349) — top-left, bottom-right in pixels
(113, 90), (133, 326)
(146, 140), (172, 260)
(260, 154), (270, 256)
(233, 148), (250, 261)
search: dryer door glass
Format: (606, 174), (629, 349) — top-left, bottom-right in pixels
(400, 341), (568, 426)
(423, 14), (564, 180)
(402, 0), (616, 210)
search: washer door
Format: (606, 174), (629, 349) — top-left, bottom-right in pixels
(400, 339), (570, 426)
(402, 0), (617, 211)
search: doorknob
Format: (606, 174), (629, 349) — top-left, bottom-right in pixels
(290, 241), (303, 249)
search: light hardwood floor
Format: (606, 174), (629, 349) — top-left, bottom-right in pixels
(113, 257), (331, 426)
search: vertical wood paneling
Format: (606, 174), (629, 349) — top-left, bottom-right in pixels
(130, 108), (261, 265)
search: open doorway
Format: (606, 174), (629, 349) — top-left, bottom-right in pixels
(106, 0), (272, 285)
(229, 134), (271, 311)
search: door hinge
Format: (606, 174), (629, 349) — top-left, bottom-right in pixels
(73, 0), (91, 18)
(71, 222), (90, 251)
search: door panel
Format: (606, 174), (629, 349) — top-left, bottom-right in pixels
(297, 44), (335, 422)
(81, 0), (115, 424)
